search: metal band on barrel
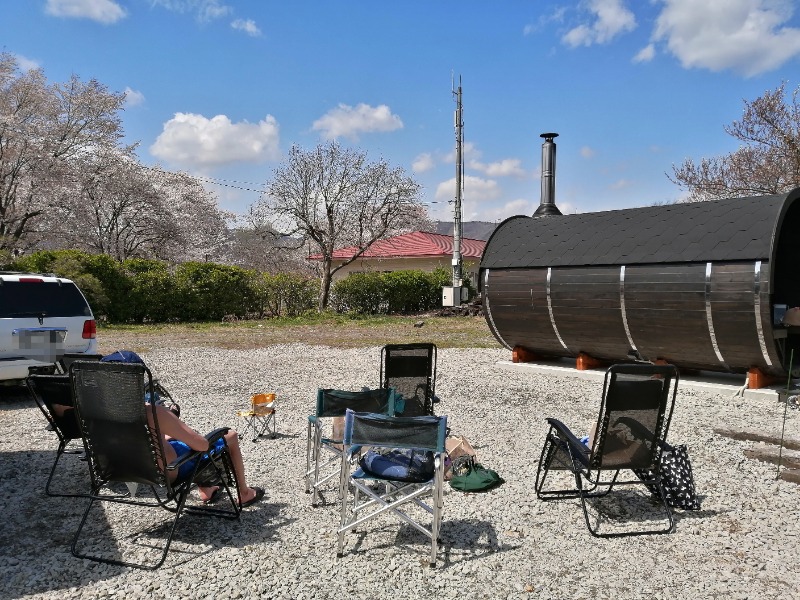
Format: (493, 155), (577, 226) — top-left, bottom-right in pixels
(483, 269), (511, 350)
(547, 267), (569, 351)
(619, 265), (638, 354)
(753, 260), (773, 367)
(705, 262), (727, 367)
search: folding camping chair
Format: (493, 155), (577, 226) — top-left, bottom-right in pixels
(534, 363), (679, 537)
(380, 343), (438, 416)
(237, 392), (277, 441)
(26, 374), (87, 497)
(69, 360), (241, 569)
(305, 387), (396, 507)
(337, 409), (448, 567)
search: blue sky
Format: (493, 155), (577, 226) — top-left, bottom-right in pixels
(4, 1), (800, 226)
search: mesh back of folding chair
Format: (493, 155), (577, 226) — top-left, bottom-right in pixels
(28, 374), (81, 441)
(590, 364), (676, 471)
(380, 343), (437, 416)
(70, 361), (166, 487)
(344, 411), (447, 453)
(317, 387), (396, 418)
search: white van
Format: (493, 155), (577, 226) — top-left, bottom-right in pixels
(0, 272), (98, 382)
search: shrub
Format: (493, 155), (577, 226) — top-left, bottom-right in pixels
(173, 262), (259, 321)
(255, 272), (318, 317)
(123, 259), (176, 323)
(331, 272), (386, 314)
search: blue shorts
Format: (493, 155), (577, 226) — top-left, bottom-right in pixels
(168, 438), (226, 481)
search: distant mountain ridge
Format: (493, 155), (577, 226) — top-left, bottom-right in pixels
(433, 221), (497, 241)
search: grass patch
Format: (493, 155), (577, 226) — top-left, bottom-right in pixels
(97, 313), (501, 352)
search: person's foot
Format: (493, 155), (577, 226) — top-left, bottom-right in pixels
(239, 486), (265, 508)
(198, 486), (220, 503)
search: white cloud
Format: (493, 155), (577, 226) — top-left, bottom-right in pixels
(150, 0), (231, 22)
(412, 153), (435, 173)
(580, 146), (596, 158)
(524, 7), (567, 36)
(633, 43), (656, 63)
(13, 54), (40, 71)
(45, 0), (126, 24)
(434, 175), (501, 204)
(653, 0), (800, 77)
(469, 158), (526, 178)
(231, 18), (261, 36)
(312, 103), (403, 141)
(150, 112), (280, 168)
(610, 178), (633, 190)
(562, 0), (636, 47)
(123, 87), (145, 108)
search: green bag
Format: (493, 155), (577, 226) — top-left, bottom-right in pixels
(449, 456), (504, 492)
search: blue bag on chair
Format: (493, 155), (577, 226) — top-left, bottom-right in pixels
(360, 448), (435, 483)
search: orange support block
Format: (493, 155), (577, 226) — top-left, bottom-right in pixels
(576, 352), (604, 371)
(512, 346), (539, 363)
(747, 367), (781, 390)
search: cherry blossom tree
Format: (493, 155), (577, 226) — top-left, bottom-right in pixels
(671, 82), (800, 201)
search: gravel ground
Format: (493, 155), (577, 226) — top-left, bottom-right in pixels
(1, 344), (799, 599)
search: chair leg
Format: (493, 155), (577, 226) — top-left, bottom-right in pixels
(337, 456), (351, 557)
(46, 443), (91, 498)
(71, 488), (189, 570)
(579, 475), (674, 538)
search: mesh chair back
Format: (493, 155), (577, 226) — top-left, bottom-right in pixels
(380, 343), (437, 416)
(343, 410), (447, 453)
(70, 361), (166, 487)
(590, 364), (677, 470)
(27, 374), (81, 441)
(57, 353), (103, 374)
(316, 387), (396, 418)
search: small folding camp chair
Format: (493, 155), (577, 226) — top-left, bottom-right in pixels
(337, 409), (448, 567)
(26, 374), (87, 497)
(305, 387), (396, 507)
(535, 363), (679, 537)
(380, 343), (438, 416)
(237, 392), (277, 441)
(69, 360), (241, 569)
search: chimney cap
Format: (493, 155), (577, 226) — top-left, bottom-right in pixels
(540, 132), (559, 140)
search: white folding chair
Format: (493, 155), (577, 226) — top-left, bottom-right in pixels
(337, 409), (448, 567)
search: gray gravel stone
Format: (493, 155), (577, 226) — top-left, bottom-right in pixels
(1, 344), (799, 599)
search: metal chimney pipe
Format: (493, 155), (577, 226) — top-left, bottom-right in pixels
(534, 132), (562, 217)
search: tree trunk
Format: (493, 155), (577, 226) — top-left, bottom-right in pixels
(318, 259), (333, 311)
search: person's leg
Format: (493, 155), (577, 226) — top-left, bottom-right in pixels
(223, 429), (259, 505)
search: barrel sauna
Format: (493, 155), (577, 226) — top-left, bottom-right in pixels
(480, 188), (800, 377)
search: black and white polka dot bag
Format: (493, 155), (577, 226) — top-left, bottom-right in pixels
(634, 442), (701, 511)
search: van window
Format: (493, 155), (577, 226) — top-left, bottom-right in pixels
(0, 281), (92, 318)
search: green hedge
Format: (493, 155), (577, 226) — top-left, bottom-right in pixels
(331, 267), (471, 315)
(8, 250), (318, 323)
(7, 250), (467, 321)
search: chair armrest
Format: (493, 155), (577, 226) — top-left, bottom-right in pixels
(166, 428), (229, 472)
(545, 418), (590, 466)
(205, 428), (229, 444)
(167, 448), (203, 471)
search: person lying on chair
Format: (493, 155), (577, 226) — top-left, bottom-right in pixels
(149, 405), (265, 508)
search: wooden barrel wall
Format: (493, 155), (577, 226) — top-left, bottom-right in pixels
(481, 190), (800, 377)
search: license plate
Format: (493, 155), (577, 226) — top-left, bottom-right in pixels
(13, 328), (67, 362)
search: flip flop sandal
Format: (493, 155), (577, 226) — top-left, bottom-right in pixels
(240, 487), (265, 508)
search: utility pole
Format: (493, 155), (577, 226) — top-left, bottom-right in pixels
(443, 75), (464, 307)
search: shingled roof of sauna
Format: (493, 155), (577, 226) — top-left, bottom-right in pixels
(311, 231), (486, 261)
(481, 193), (795, 269)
